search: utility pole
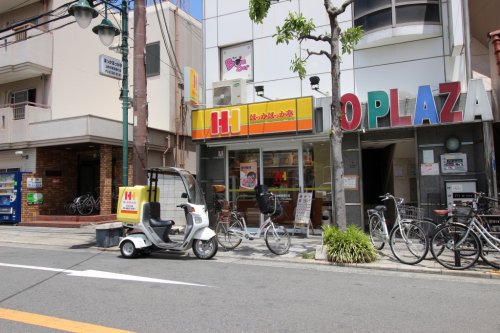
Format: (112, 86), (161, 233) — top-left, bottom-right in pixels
(134, 0), (148, 185)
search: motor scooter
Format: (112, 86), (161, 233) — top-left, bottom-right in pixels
(117, 167), (217, 259)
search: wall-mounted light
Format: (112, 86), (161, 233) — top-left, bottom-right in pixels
(309, 76), (329, 96)
(15, 150), (28, 159)
(445, 136), (461, 152)
(254, 85), (272, 101)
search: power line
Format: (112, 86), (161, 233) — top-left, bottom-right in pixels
(0, 0), (76, 35)
(152, 0), (183, 81)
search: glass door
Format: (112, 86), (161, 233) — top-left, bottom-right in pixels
(262, 149), (300, 226)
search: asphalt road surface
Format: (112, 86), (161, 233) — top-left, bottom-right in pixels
(0, 244), (499, 333)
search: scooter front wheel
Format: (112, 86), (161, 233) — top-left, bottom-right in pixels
(192, 237), (218, 259)
(120, 240), (138, 258)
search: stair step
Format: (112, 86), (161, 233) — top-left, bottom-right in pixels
(20, 215), (118, 228)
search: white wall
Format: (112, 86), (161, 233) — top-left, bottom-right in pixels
(203, 0), (467, 106)
(50, 0), (124, 122)
(50, 0), (201, 134)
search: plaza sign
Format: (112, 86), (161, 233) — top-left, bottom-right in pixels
(341, 79), (492, 131)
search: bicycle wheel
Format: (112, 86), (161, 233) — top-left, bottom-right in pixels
(369, 214), (385, 250)
(264, 224), (290, 255)
(389, 222), (428, 265)
(413, 219), (439, 259)
(215, 217), (243, 250)
(64, 201), (76, 215)
(479, 237), (500, 269)
(430, 224), (481, 270)
(77, 197), (93, 215)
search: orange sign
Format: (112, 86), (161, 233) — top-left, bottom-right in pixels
(192, 97), (313, 140)
(184, 67), (199, 106)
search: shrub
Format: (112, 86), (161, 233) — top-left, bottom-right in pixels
(322, 225), (377, 263)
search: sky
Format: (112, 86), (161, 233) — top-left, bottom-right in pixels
(189, 0), (202, 21)
(143, 0), (203, 21)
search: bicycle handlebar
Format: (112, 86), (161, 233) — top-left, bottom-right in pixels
(474, 192), (498, 203)
(379, 193), (404, 205)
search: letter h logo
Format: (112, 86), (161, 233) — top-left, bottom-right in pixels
(124, 191), (133, 200)
(210, 109), (240, 136)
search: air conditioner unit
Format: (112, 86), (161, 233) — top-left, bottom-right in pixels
(212, 79), (247, 106)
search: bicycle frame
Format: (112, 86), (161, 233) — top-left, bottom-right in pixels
(228, 212), (276, 240)
(457, 216), (500, 252)
(381, 194), (412, 240)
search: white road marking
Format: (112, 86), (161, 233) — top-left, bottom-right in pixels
(0, 262), (209, 287)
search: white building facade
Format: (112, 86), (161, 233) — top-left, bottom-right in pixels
(0, 0), (201, 222)
(195, 0), (499, 229)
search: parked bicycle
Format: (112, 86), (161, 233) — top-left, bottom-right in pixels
(367, 193), (429, 265)
(76, 191), (100, 215)
(213, 184), (291, 255)
(430, 192), (500, 270)
(64, 198), (77, 215)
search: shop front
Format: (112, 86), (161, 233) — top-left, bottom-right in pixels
(193, 97), (332, 229)
(194, 79), (497, 231)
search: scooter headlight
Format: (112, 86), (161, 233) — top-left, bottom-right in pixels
(194, 215), (203, 224)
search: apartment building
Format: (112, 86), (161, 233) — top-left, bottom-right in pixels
(194, 0), (499, 229)
(0, 0), (201, 222)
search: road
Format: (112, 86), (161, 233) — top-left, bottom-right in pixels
(0, 244), (499, 332)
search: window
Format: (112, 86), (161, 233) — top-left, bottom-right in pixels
(354, 0), (440, 33)
(146, 42), (160, 77)
(220, 42), (253, 81)
(10, 89), (36, 120)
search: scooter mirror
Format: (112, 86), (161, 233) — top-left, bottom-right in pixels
(181, 192), (188, 198)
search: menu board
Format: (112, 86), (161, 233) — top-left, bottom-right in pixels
(295, 192), (313, 224)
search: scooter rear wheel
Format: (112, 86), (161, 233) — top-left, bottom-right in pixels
(120, 240), (138, 258)
(192, 237), (218, 259)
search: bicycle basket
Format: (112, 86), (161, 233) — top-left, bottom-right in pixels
(477, 196), (490, 214)
(398, 204), (424, 220)
(213, 193), (225, 212)
(257, 192), (282, 216)
(451, 204), (472, 223)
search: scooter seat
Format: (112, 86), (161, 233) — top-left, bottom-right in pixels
(150, 218), (175, 228)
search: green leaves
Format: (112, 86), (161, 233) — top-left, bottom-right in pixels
(340, 26), (364, 55)
(249, 0), (271, 24)
(275, 12), (315, 44)
(322, 225), (377, 263)
(290, 55), (307, 80)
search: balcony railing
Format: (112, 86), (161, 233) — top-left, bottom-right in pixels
(0, 103), (51, 144)
(0, 24), (53, 84)
(13, 104), (26, 120)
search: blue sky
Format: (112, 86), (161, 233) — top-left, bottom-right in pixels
(189, 0), (202, 21)
(143, 1), (203, 21)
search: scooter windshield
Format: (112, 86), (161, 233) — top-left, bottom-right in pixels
(179, 169), (206, 206)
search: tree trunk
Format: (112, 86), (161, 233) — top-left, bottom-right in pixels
(329, 15), (347, 230)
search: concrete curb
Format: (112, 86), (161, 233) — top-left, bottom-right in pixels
(1, 225), (498, 280)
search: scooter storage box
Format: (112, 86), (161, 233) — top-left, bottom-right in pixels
(117, 186), (159, 223)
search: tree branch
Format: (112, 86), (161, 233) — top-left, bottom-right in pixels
(299, 33), (331, 43)
(333, 0), (354, 16)
(325, 0), (354, 17)
(306, 49), (332, 61)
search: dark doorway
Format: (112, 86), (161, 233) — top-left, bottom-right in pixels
(362, 144), (396, 228)
(78, 153), (100, 196)
(362, 144), (395, 204)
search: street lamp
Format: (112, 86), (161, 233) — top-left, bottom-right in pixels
(68, 0), (129, 186)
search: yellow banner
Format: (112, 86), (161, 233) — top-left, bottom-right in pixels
(192, 97), (312, 140)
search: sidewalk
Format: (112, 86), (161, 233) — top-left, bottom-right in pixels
(0, 224), (499, 280)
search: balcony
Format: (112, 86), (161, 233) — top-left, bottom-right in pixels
(0, 23), (53, 84)
(0, 104), (131, 148)
(0, 104), (51, 145)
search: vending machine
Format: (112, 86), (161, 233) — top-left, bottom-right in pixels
(0, 172), (22, 223)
